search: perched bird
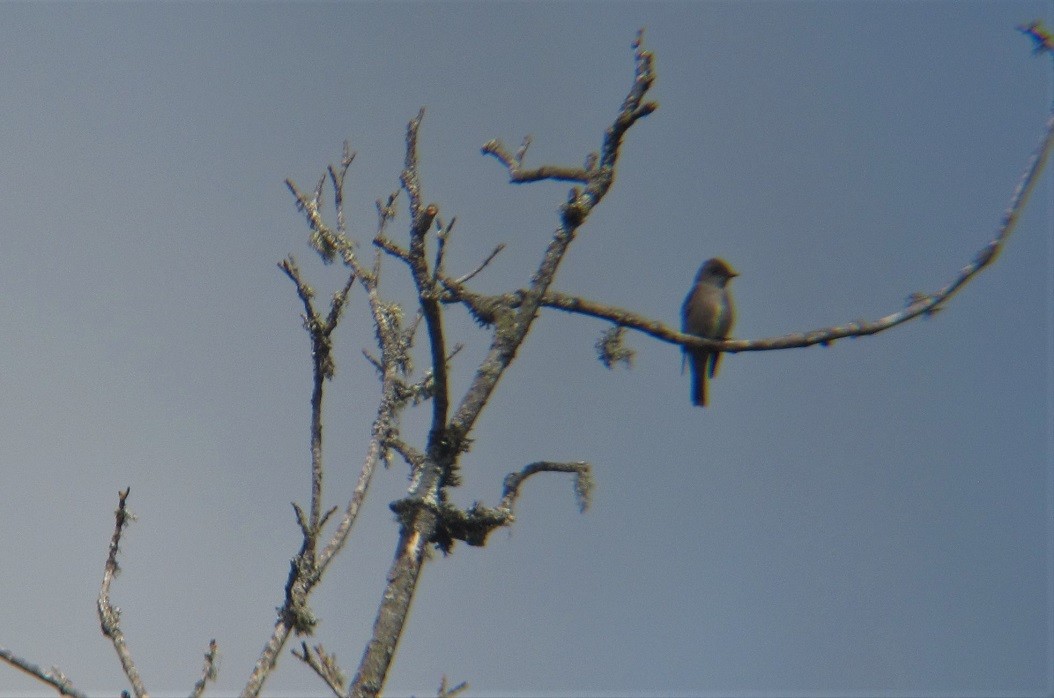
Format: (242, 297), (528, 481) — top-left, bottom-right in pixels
(681, 258), (738, 407)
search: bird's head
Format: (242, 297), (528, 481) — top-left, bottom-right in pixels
(696, 257), (738, 286)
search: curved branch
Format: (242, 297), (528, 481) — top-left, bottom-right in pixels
(501, 460), (593, 513)
(389, 460), (591, 551)
(538, 105), (1054, 355)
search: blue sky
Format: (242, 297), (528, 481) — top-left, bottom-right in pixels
(0, 3), (1051, 697)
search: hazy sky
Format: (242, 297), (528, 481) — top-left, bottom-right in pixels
(1, 3), (1051, 697)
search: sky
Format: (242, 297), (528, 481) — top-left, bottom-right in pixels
(0, 2), (1051, 697)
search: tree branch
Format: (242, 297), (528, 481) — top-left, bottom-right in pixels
(188, 639), (219, 698)
(400, 110), (452, 458)
(436, 674), (469, 698)
(455, 243), (505, 285)
(0, 647), (86, 698)
(293, 642), (346, 697)
(248, 22), (1050, 698)
(245, 22), (1051, 698)
(390, 460), (592, 551)
(244, 149), (415, 698)
(97, 488), (149, 698)
(447, 30), (655, 447)
(481, 135), (591, 184)
(348, 31), (656, 698)
(501, 460), (593, 513)
(432, 215), (457, 280)
(279, 256), (356, 538)
(533, 103), (1054, 355)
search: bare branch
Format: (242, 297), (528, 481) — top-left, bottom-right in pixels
(392, 340), (464, 408)
(280, 254), (356, 557)
(432, 215), (457, 279)
(386, 434), (426, 470)
(328, 141), (357, 238)
(501, 461), (593, 513)
(399, 110), (453, 458)
(349, 33), (656, 698)
(373, 234), (412, 264)
(327, 272), (357, 330)
(293, 642), (346, 698)
(252, 25), (1048, 698)
(375, 190), (400, 233)
(481, 138), (590, 184)
(401, 108), (427, 218)
(286, 178), (354, 265)
(455, 243), (506, 284)
(597, 29), (659, 173)
(246, 155), (413, 698)
(0, 647), (87, 698)
(390, 460), (592, 551)
(436, 273), (518, 328)
(188, 639), (219, 698)
(362, 349), (383, 374)
(536, 104), (1054, 356)
(437, 674), (469, 697)
(97, 488), (149, 698)
(448, 30), (656, 447)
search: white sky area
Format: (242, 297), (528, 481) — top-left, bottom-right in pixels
(1, 3), (1051, 697)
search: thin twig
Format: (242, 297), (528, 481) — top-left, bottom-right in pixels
(386, 434), (427, 470)
(455, 243), (506, 284)
(279, 256), (356, 541)
(373, 235), (412, 264)
(97, 488), (149, 698)
(0, 647), (87, 698)
(293, 642), (346, 697)
(188, 639), (219, 698)
(329, 141), (357, 238)
(437, 674), (469, 697)
(432, 215), (457, 279)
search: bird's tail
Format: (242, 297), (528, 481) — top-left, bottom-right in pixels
(690, 352), (708, 407)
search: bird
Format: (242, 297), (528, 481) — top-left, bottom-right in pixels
(681, 258), (738, 407)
